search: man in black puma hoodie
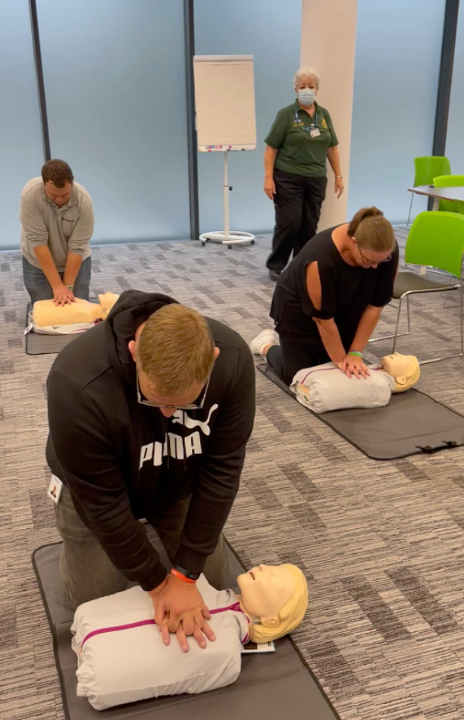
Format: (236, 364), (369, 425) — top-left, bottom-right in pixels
(46, 290), (255, 651)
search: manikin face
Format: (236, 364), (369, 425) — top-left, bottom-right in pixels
(237, 565), (294, 625)
(44, 180), (73, 207)
(381, 352), (417, 378)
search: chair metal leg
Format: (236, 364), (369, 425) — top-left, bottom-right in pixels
(369, 298), (411, 344)
(392, 298), (402, 353)
(443, 274), (458, 307)
(418, 282), (464, 365)
(461, 278), (464, 355)
(372, 282), (463, 365)
(406, 193), (414, 228)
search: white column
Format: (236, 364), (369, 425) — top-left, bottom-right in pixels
(301, 0), (358, 229)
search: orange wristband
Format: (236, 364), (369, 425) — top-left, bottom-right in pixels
(170, 568), (196, 584)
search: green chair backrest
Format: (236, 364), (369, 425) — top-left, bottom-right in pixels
(433, 174), (464, 213)
(405, 211), (464, 278)
(414, 156), (451, 186)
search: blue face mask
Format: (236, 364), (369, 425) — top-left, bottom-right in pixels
(297, 88), (316, 106)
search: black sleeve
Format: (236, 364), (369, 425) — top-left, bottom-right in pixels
(370, 242), (400, 308)
(174, 345), (256, 572)
(47, 371), (167, 592)
(300, 259), (337, 321)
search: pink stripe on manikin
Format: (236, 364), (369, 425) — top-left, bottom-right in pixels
(81, 602), (249, 647)
(81, 619), (156, 647)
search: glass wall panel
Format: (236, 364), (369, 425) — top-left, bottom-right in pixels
(446, 4), (464, 177)
(348, 0), (445, 224)
(194, 0), (302, 235)
(0, 0), (44, 249)
(37, 0), (190, 243)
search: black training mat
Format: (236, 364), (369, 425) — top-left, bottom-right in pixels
(25, 301), (98, 355)
(26, 331), (78, 355)
(32, 526), (339, 720)
(258, 363), (464, 461)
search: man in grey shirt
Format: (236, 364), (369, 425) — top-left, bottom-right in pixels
(20, 159), (94, 305)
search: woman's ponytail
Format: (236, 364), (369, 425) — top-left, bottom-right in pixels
(348, 206), (395, 253)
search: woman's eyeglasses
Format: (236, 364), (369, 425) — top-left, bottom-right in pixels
(357, 243), (392, 267)
(136, 371), (210, 411)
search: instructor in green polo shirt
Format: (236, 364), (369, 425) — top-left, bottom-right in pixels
(264, 66), (344, 281)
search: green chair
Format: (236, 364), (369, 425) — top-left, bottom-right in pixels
(433, 174), (464, 214)
(391, 211), (464, 364)
(407, 156), (451, 226)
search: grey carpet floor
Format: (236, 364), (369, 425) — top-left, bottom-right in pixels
(2, 231), (464, 720)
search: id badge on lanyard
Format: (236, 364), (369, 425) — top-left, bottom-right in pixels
(294, 109), (320, 139)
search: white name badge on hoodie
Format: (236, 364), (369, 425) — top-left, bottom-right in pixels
(47, 475), (63, 504)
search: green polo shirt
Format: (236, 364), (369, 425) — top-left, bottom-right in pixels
(265, 101), (338, 178)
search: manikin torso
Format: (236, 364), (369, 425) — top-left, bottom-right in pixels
(72, 577), (250, 710)
(32, 292), (119, 327)
(291, 353), (420, 413)
(72, 564), (299, 711)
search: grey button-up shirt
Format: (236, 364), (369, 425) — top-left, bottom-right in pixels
(20, 177), (94, 271)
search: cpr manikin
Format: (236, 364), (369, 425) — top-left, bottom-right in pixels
(30, 292), (119, 333)
(71, 564), (308, 711)
(291, 353), (420, 414)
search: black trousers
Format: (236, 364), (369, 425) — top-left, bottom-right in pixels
(267, 334), (327, 386)
(266, 169), (327, 272)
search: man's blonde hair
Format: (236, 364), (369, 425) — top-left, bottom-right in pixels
(137, 304), (215, 396)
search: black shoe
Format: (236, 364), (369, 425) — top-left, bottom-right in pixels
(268, 269), (281, 282)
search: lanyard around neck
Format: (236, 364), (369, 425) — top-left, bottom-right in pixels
(294, 108), (317, 132)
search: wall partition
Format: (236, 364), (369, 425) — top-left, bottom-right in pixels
(446, 3), (464, 173)
(348, 0), (446, 225)
(194, 0), (302, 236)
(0, 0), (44, 249)
(1, 1), (462, 249)
(36, 0), (191, 243)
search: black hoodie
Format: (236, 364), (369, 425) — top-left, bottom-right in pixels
(46, 290), (255, 592)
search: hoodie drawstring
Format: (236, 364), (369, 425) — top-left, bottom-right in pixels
(183, 411), (186, 471)
(162, 415), (170, 469)
(163, 411), (187, 470)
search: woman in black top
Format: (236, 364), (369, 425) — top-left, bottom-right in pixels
(251, 207), (398, 385)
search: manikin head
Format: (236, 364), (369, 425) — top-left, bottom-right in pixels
(381, 352), (420, 392)
(237, 564), (308, 643)
(128, 303), (219, 418)
(42, 159), (74, 207)
(98, 292), (120, 319)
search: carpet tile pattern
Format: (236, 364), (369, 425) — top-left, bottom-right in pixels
(1, 230), (464, 719)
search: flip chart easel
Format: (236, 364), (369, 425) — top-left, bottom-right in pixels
(193, 55), (256, 247)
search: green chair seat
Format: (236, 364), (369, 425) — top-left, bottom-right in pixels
(393, 271), (457, 299)
(407, 156), (451, 227)
(414, 156), (451, 187)
(390, 212), (464, 364)
(433, 175), (464, 214)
